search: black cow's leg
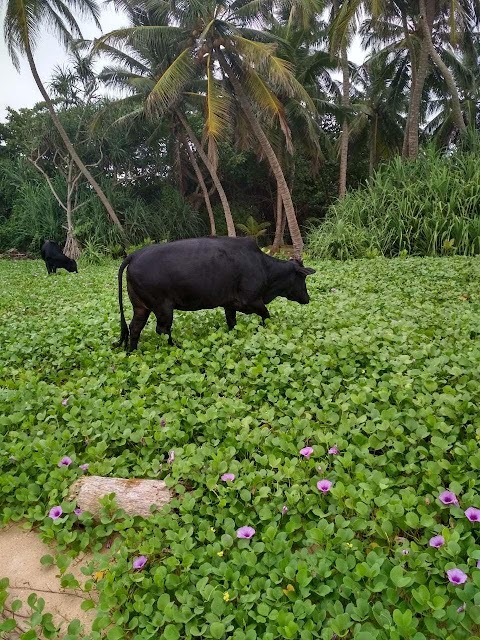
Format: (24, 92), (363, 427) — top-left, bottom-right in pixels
(224, 307), (237, 330)
(128, 308), (151, 352)
(154, 305), (175, 346)
(247, 300), (270, 325)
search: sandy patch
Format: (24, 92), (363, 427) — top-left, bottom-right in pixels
(0, 523), (96, 638)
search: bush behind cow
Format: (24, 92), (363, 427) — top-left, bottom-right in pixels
(114, 237), (315, 351)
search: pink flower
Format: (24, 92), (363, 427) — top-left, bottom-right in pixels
(282, 505), (288, 515)
(447, 568), (468, 585)
(317, 479), (333, 493)
(160, 418), (166, 427)
(133, 556), (148, 570)
(457, 603), (466, 613)
(49, 506), (63, 519)
(58, 456), (72, 467)
(79, 463), (89, 472)
(429, 535), (445, 548)
(221, 473), (235, 482)
(167, 450), (175, 464)
(465, 507), (480, 522)
(61, 398), (69, 406)
(328, 446), (339, 455)
(237, 526), (255, 539)
(476, 560), (480, 569)
(74, 508), (83, 516)
(439, 491), (459, 506)
(299, 447), (314, 458)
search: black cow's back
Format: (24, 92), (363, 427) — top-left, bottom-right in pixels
(127, 237), (267, 310)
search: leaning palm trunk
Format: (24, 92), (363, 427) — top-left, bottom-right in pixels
(64, 161), (81, 260)
(338, 42), (350, 199)
(176, 111), (235, 237)
(419, 0), (466, 134)
(218, 54), (303, 259)
(182, 135), (216, 236)
(272, 188), (285, 253)
(25, 44), (124, 237)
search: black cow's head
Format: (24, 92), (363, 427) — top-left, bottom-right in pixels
(284, 259), (315, 304)
(66, 258), (78, 273)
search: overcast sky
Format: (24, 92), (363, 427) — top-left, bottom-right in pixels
(0, 7), (366, 121)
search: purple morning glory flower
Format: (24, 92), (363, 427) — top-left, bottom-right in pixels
(221, 473), (235, 482)
(447, 568), (468, 585)
(465, 507), (480, 522)
(237, 526), (255, 539)
(300, 447), (314, 458)
(429, 535), (445, 548)
(317, 479), (333, 493)
(74, 508), (83, 516)
(476, 560), (480, 569)
(49, 506), (63, 520)
(457, 603), (466, 613)
(58, 456), (72, 467)
(439, 491), (458, 506)
(282, 505), (288, 515)
(61, 398), (69, 406)
(79, 463), (89, 472)
(160, 418), (166, 427)
(133, 556), (148, 570)
(167, 450), (175, 464)
(328, 446), (339, 455)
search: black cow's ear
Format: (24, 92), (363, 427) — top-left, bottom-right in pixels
(292, 260), (315, 276)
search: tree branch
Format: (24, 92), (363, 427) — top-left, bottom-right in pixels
(27, 156), (67, 211)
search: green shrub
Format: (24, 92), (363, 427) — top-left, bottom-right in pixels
(307, 140), (480, 259)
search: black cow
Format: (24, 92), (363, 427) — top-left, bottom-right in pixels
(114, 237), (315, 351)
(41, 241), (78, 275)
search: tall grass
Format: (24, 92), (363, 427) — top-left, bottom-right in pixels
(0, 167), (204, 254)
(307, 138), (480, 259)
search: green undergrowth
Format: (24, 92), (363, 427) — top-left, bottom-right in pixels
(1, 257), (480, 640)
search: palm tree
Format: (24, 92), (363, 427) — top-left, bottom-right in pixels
(265, 15), (337, 250)
(99, 0), (312, 258)
(2, 0), (124, 234)
(350, 52), (407, 174)
(94, 24), (235, 236)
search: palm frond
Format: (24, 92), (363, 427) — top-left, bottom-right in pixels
(146, 48), (197, 115)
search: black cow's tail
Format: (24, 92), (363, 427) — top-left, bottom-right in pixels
(113, 254), (133, 350)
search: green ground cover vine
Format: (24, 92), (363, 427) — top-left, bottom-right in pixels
(1, 257), (480, 639)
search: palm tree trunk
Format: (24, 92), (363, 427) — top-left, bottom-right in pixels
(64, 159), (81, 260)
(419, 0), (466, 134)
(272, 188), (285, 253)
(182, 135), (216, 236)
(175, 111), (235, 237)
(339, 42), (350, 199)
(217, 53), (303, 259)
(25, 43), (125, 237)
(369, 113), (378, 176)
(401, 10), (416, 157)
(406, 39), (430, 159)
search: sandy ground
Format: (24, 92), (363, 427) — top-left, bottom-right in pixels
(0, 523), (96, 638)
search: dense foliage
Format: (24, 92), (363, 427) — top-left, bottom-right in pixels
(1, 0), (479, 255)
(307, 136), (480, 259)
(1, 258), (480, 639)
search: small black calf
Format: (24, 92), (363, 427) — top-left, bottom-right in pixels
(41, 240), (78, 275)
